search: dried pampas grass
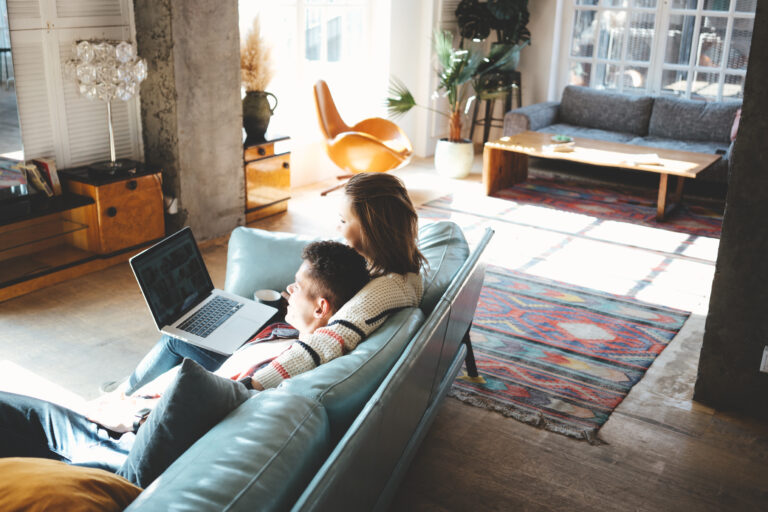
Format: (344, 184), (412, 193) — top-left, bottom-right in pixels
(241, 16), (274, 92)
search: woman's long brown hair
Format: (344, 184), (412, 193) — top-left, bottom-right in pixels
(345, 173), (426, 277)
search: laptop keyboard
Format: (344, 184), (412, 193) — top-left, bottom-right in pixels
(177, 296), (243, 338)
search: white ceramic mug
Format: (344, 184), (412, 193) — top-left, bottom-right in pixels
(253, 289), (282, 309)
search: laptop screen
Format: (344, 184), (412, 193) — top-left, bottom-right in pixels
(130, 227), (215, 329)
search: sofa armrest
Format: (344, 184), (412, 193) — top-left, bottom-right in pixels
(503, 101), (560, 136)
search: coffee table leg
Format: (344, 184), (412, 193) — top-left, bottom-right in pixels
(482, 145), (528, 196)
(673, 176), (685, 202)
(657, 173), (668, 221)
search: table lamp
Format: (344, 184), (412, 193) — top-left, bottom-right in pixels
(64, 40), (147, 174)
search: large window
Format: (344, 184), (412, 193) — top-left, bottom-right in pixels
(563, 0), (755, 100)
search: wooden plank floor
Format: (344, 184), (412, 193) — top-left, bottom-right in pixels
(1, 158), (766, 510)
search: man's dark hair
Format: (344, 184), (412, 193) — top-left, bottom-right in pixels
(301, 241), (370, 312)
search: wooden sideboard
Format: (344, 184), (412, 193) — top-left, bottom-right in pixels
(0, 165), (165, 302)
(244, 135), (291, 223)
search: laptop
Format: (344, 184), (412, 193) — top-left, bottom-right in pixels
(130, 227), (277, 355)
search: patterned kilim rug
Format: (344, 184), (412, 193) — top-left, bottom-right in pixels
(425, 176), (723, 238)
(449, 265), (690, 443)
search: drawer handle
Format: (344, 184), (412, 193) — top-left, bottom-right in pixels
(106, 207), (118, 217)
(258, 147), (266, 156)
(282, 161), (289, 169)
(126, 180), (138, 190)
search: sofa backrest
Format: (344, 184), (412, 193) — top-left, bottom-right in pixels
(125, 390), (330, 512)
(278, 307), (425, 441)
(648, 96), (742, 143)
(418, 221), (470, 314)
(560, 85), (654, 136)
(225, 227), (320, 299)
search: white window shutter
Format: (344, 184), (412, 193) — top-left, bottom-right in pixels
(10, 29), (56, 160)
(8, 0), (142, 167)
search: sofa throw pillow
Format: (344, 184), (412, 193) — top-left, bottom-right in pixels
(648, 96), (742, 143)
(117, 358), (252, 488)
(560, 85), (654, 136)
(0, 457), (142, 512)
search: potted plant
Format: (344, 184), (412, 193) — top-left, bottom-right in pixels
(386, 30), (516, 178)
(456, 0), (531, 72)
(241, 16), (277, 144)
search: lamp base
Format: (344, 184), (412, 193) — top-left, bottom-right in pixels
(88, 159), (141, 177)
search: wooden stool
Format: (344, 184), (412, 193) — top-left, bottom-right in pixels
(470, 70), (522, 143)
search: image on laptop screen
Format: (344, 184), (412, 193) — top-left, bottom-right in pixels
(132, 229), (214, 328)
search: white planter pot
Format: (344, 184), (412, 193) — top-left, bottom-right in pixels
(434, 138), (473, 179)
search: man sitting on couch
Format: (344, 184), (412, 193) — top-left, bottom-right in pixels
(0, 240), (370, 472)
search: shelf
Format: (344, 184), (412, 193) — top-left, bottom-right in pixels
(0, 218), (88, 254)
(0, 243), (96, 287)
(0, 193), (94, 226)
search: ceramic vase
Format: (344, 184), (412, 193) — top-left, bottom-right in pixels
(434, 138), (473, 179)
(243, 91), (277, 144)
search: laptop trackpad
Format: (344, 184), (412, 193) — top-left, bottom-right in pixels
(217, 317), (263, 352)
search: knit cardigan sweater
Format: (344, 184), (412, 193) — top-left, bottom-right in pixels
(252, 271), (423, 389)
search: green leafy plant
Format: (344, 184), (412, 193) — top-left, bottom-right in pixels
(456, 0), (531, 47)
(387, 30), (517, 142)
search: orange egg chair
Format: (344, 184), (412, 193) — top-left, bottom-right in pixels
(313, 80), (413, 195)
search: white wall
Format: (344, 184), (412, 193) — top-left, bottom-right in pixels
(517, 0), (561, 106)
(388, 0), (438, 157)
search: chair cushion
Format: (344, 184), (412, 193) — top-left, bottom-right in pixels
(225, 227), (321, 299)
(117, 359), (252, 488)
(418, 221), (470, 314)
(560, 85), (654, 136)
(0, 457), (142, 512)
(125, 390), (330, 512)
(277, 307), (424, 441)
(648, 96), (742, 143)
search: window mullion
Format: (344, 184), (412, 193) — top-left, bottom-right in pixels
(648, 0), (670, 95)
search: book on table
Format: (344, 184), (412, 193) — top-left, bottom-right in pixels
(32, 158), (61, 195)
(18, 162), (53, 197)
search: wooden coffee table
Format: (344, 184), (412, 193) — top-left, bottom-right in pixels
(482, 131), (722, 221)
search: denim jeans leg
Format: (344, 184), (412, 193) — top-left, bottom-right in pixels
(0, 391), (131, 472)
(125, 335), (229, 395)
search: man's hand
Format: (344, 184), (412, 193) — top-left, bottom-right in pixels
(84, 395), (158, 433)
(238, 376), (264, 391)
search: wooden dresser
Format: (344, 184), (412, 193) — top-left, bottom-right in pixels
(0, 164), (165, 301)
(244, 135), (291, 223)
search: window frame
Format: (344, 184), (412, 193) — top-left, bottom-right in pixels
(557, 0), (755, 100)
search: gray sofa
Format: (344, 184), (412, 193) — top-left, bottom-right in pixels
(503, 85), (742, 183)
(124, 220), (492, 511)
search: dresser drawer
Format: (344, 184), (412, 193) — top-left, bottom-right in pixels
(245, 153), (291, 212)
(94, 174), (165, 253)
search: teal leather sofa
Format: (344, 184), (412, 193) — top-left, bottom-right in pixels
(125, 221), (493, 511)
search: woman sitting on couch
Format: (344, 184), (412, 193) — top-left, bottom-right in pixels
(113, 172), (426, 395)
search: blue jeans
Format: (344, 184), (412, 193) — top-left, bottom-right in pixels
(0, 391), (132, 472)
(125, 335), (229, 395)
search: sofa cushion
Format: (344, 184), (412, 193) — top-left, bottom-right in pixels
(278, 307), (424, 441)
(117, 359), (252, 488)
(418, 221), (470, 314)
(0, 458), (142, 512)
(124, 390), (330, 512)
(560, 86), (654, 136)
(225, 227), (321, 299)
(538, 124), (637, 144)
(648, 96), (742, 143)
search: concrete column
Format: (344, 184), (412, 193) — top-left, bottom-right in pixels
(694, 2), (768, 418)
(134, 0), (244, 240)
